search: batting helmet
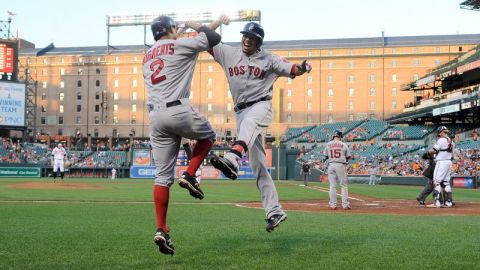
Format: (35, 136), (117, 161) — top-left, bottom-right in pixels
(436, 126), (449, 135)
(151, 15), (176, 41)
(240, 22), (264, 47)
(333, 130), (343, 139)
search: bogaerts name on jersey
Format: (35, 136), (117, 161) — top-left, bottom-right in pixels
(143, 43), (175, 64)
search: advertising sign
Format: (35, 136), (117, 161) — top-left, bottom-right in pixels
(0, 81), (26, 127)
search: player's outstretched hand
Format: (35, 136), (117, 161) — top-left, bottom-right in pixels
(218, 14), (230, 25)
(297, 60), (312, 74)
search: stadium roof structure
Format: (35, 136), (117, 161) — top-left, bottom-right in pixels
(19, 33), (480, 56)
(460, 0), (480, 11)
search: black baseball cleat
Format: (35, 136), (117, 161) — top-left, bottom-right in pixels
(210, 156), (238, 180)
(178, 172), (204, 200)
(265, 213), (287, 232)
(154, 229), (175, 255)
(416, 197), (425, 205)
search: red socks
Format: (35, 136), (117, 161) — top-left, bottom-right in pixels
(153, 185), (169, 232)
(186, 139), (213, 176)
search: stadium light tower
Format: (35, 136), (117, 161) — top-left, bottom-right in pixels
(105, 10), (261, 54)
(460, 0), (480, 11)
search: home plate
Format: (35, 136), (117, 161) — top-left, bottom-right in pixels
(365, 203), (381, 206)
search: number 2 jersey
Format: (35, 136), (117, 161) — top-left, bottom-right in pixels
(142, 33), (210, 105)
(326, 140), (351, 164)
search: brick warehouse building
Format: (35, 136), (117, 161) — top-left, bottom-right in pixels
(18, 34), (480, 140)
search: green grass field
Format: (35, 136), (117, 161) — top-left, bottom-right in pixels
(1, 178), (479, 270)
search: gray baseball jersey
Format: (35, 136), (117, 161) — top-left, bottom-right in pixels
(143, 33), (215, 187)
(211, 43), (295, 104)
(326, 140), (351, 164)
(143, 32), (209, 103)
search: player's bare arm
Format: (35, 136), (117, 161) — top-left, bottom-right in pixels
(208, 15), (230, 30)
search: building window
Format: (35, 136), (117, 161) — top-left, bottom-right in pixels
(413, 73), (419, 81)
(435, 47), (441, 53)
(76, 116), (81, 124)
(391, 48), (397, 53)
(113, 92), (118, 100)
(370, 101), (375, 110)
(114, 79), (119, 87)
(113, 104), (118, 112)
(61, 58), (64, 63)
(287, 102), (292, 111)
(435, 60), (441, 66)
(327, 50), (333, 56)
(307, 102), (312, 111)
(94, 129), (99, 137)
(307, 76), (313, 84)
(77, 92), (82, 100)
(41, 105), (46, 112)
(391, 87), (397, 96)
(328, 101), (333, 111)
(227, 103), (232, 111)
(287, 89), (292, 97)
(60, 81), (64, 88)
(78, 57), (83, 63)
(95, 91), (100, 100)
(370, 61), (376, 68)
(392, 74), (397, 82)
(60, 68), (65, 75)
(307, 89), (313, 97)
(41, 117), (46, 124)
(42, 69), (48, 75)
(41, 93), (46, 100)
(133, 66), (138, 74)
(96, 68), (100, 74)
(114, 67), (119, 74)
(59, 93), (64, 101)
(348, 101), (354, 110)
(307, 114), (312, 123)
(115, 56), (119, 62)
(94, 116), (100, 124)
(43, 59), (47, 64)
(132, 104), (137, 112)
(132, 79), (137, 87)
(459, 46), (463, 52)
(369, 88), (376, 96)
(207, 104), (212, 111)
(370, 74), (376, 82)
(371, 49), (376, 55)
(207, 91), (213, 99)
(207, 65), (213, 72)
(328, 88), (334, 97)
(131, 116), (136, 124)
(207, 78), (213, 86)
(227, 91), (231, 98)
(77, 105), (81, 112)
(327, 114), (333, 123)
(349, 88), (355, 96)
(113, 116), (118, 124)
(95, 104), (100, 112)
(327, 62), (333, 69)
(132, 92), (137, 100)
(348, 114), (354, 121)
(413, 59), (420, 67)
(59, 105), (64, 113)
(58, 116), (63, 125)
(77, 80), (82, 87)
(392, 101), (397, 109)
(95, 80), (100, 87)
(391, 60), (397, 68)
(42, 81), (47, 88)
(287, 78), (292, 84)
(348, 75), (355, 83)
(287, 114), (292, 123)
(327, 75), (333, 83)
(78, 68), (83, 75)
(348, 61), (355, 68)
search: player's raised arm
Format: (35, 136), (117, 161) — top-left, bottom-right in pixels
(208, 14), (230, 31)
(182, 21), (222, 47)
(292, 60), (312, 77)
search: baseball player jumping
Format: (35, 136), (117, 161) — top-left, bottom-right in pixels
(427, 126), (455, 208)
(142, 15), (221, 255)
(325, 130), (352, 210)
(208, 18), (312, 232)
(51, 143), (67, 183)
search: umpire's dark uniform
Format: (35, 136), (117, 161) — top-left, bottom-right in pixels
(301, 163), (311, 186)
(416, 156), (435, 204)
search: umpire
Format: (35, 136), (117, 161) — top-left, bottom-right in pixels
(301, 161), (311, 186)
(416, 152), (435, 205)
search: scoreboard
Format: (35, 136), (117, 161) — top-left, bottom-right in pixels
(0, 39), (18, 82)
